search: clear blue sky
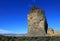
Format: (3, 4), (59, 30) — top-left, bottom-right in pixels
(0, 0), (60, 34)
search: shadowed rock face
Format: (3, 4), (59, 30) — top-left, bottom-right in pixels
(45, 19), (48, 34)
(27, 6), (48, 36)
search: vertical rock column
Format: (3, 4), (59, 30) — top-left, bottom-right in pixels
(27, 6), (48, 36)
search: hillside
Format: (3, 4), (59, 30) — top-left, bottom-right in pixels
(54, 30), (60, 36)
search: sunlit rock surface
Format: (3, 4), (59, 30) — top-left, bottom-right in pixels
(27, 6), (48, 36)
(47, 28), (55, 36)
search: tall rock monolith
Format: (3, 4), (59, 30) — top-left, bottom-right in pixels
(27, 6), (48, 36)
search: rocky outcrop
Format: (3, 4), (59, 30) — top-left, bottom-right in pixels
(47, 28), (55, 36)
(27, 6), (48, 36)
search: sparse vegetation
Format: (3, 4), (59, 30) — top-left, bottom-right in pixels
(0, 35), (60, 41)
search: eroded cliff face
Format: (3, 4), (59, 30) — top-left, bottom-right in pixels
(27, 6), (48, 36)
